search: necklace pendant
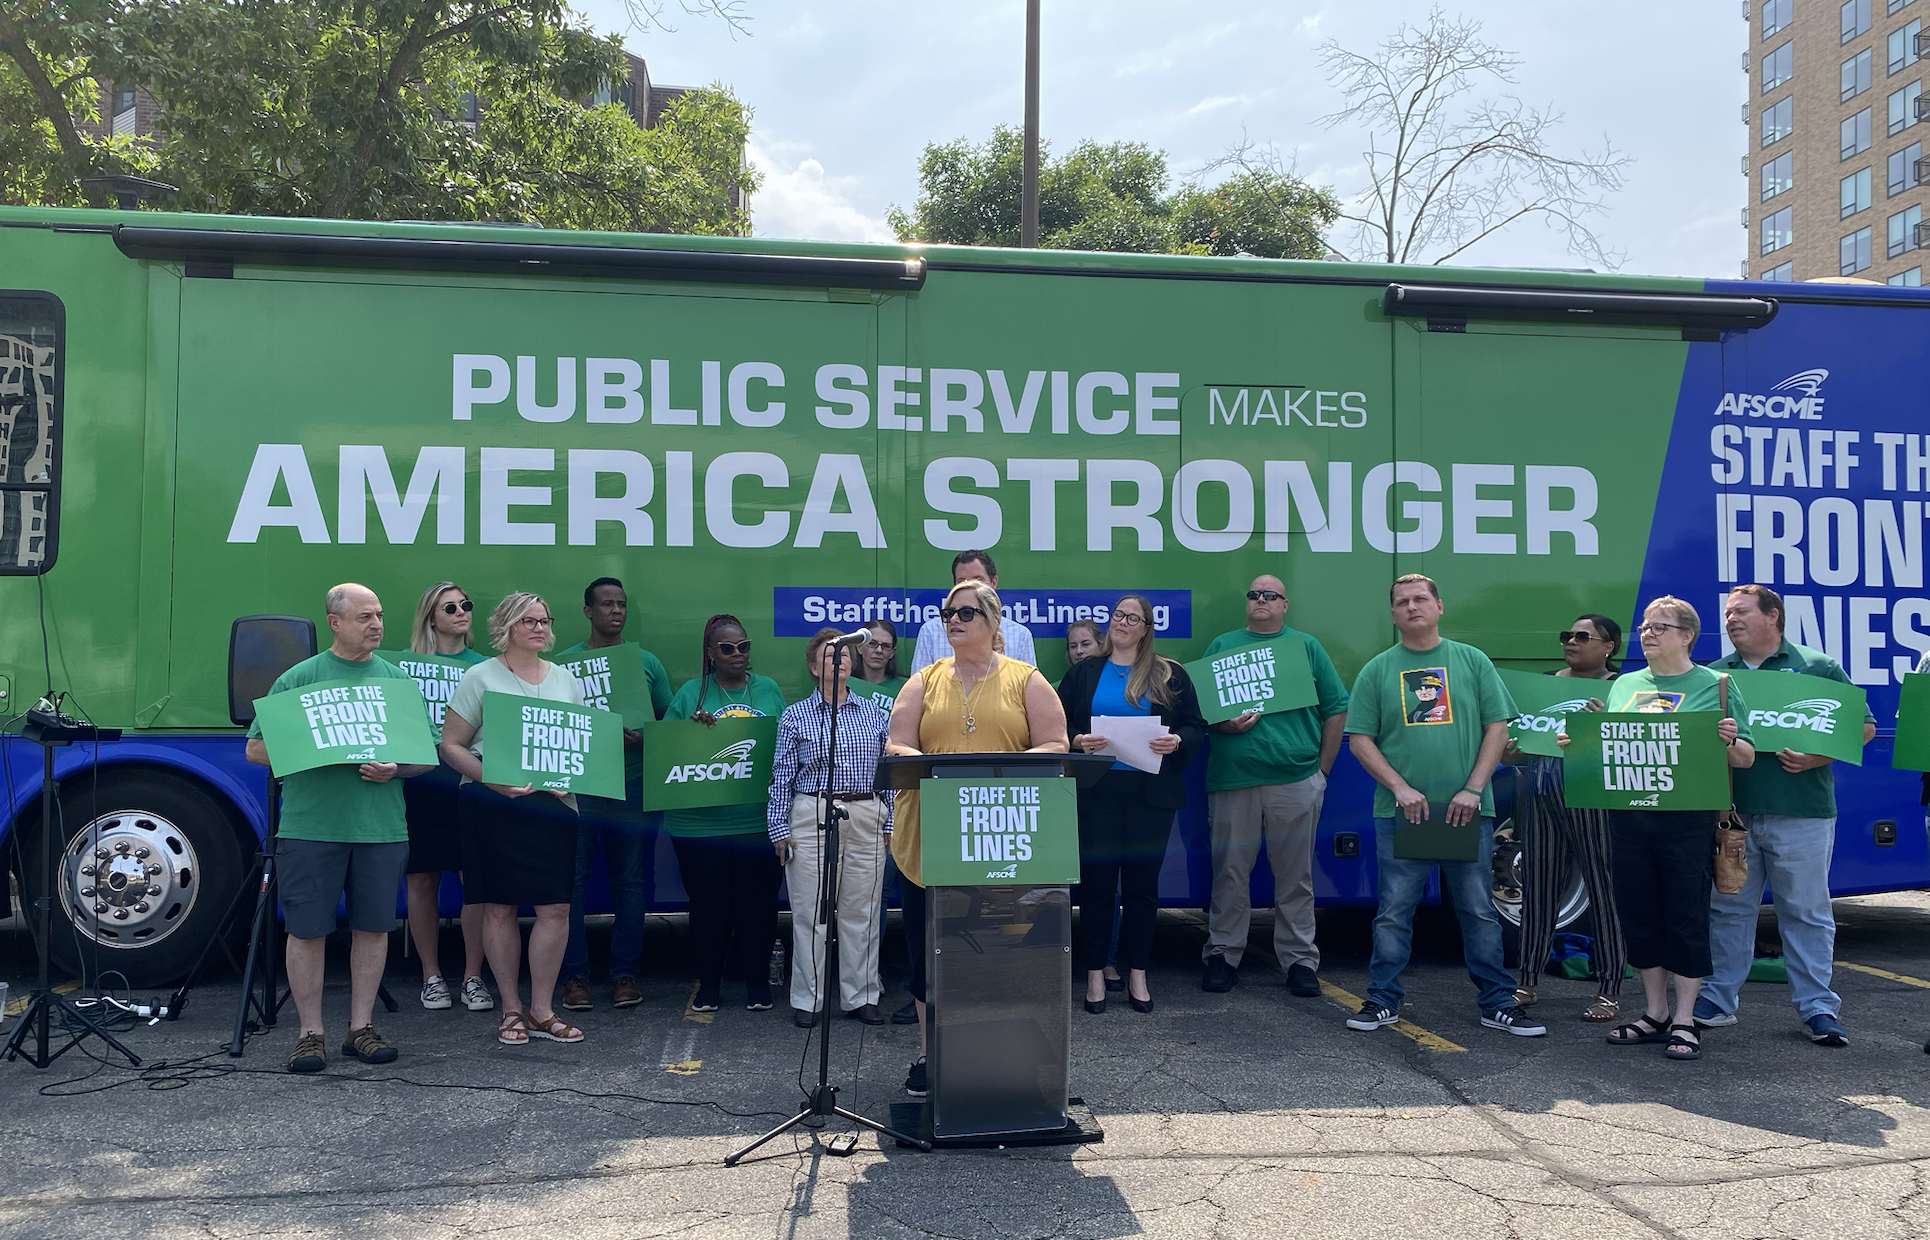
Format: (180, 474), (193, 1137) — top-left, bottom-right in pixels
(963, 717), (976, 734)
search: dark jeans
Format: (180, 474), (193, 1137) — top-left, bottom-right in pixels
(1611, 809), (1717, 978)
(1073, 770), (1173, 973)
(1367, 817), (1515, 1014)
(670, 831), (782, 988)
(562, 778), (657, 982)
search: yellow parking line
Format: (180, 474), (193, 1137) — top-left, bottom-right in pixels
(682, 980), (715, 1025)
(1836, 960), (1930, 989)
(4, 979), (78, 1019)
(1318, 979), (1468, 1053)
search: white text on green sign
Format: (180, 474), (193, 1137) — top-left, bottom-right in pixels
(664, 738), (760, 786)
(521, 704), (598, 780)
(1599, 718), (1689, 800)
(302, 683), (397, 756)
(956, 782), (1045, 875)
(1210, 646), (1277, 713)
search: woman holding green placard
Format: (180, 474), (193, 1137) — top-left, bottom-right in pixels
(665, 615), (788, 1015)
(401, 581), (493, 1016)
(440, 592), (587, 1048)
(1502, 614), (1626, 1023)
(850, 619), (907, 712)
(1563, 596), (1754, 1063)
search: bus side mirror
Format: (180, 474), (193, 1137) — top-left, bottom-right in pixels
(229, 615), (317, 726)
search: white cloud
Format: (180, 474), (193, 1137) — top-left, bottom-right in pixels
(748, 143), (894, 243)
(1185, 94), (1249, 117)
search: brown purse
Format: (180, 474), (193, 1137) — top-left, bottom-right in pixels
(1713, 672), (1749, 896)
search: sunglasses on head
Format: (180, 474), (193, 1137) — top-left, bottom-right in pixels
(712, 640), (753, 655)
(440, 599), (474, 615)
(1246, 590), (1284, 602)
(1558, 630), (1605, 644)
(940, 606), (987, 623)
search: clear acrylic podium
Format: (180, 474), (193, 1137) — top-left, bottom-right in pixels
(877, 752), (1111, 1146)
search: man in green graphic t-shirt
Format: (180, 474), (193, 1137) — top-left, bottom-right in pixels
(245, 583), (431, 1073)
(1343, 574), (1544, 1039)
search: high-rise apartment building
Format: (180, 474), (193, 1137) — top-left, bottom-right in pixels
(1744, 0), (1929, 285)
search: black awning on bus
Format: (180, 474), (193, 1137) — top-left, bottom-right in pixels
(1382, 282), (1778, 332)
(109, 226), (928, 291)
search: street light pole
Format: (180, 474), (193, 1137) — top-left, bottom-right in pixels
(1021, 0), (1040, 248)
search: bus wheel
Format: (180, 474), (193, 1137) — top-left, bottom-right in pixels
(16, 770), (252, 987)
(1490, 816), (1592, 968)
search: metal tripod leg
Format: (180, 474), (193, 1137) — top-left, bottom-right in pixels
(228, 842), (284, 1057)
(725, 1084), (927, 1165)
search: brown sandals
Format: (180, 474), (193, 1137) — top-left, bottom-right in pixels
(497, 1011), (529, 1045)
(525, 1012), (584, 1043)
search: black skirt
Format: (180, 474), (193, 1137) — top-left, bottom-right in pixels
(404, 766), (464, 874)
(458, 781), (577, 906)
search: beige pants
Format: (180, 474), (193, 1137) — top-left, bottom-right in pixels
(1206, 773), (1327, 971)
(783, 794), (888, 1013)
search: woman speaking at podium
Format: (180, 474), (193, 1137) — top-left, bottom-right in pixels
(884, 579), (1068, 1098)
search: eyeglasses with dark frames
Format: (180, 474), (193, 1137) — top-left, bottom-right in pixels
(1558, 630), (1606, 644)
(515, 615), (552, 629)
(1111, 612), (1147, 628)
(1246, 590), (1285, 602)
(1635, 621), (1687, 635)
(440, 599), (474, 615)
(939, 606), (988, 623)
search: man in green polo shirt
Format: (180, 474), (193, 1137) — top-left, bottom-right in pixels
(1699, 584), (1874, 1047)
(1199, 573), (1350, 997)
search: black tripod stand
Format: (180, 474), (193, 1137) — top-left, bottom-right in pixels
(4, 709), (137, 1070)
(726, 640), (927, 1164)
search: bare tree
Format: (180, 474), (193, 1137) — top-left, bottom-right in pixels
(1319, 8), (1630, 268)
(620, 0), (750, 38)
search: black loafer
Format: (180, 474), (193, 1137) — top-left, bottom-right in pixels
(1286, 964), (1321, 998)
(1129, 995), (1154, 1014)
(845, 1003), (885, 1025)
(890, 999), (919, 1025)
(793, 1007), (819, 1028)
(1104, 975), (1125, 992)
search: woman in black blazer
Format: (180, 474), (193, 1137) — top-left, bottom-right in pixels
(1058, 595), (1207, 1015)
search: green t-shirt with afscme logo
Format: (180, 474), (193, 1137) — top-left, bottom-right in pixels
(662, 675), (787, 837)
(1202, 626), (1350, 791)
(1344, 637), (1516, 819)
(1707, 641), (1863, 818)
(246, 650), (412, 844)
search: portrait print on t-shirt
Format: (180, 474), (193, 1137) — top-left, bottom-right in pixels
(1402, 668), (1452, 725)
(1627, 691), (1685, 713)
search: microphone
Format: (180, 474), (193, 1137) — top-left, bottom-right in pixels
(828, 629), (872, 647)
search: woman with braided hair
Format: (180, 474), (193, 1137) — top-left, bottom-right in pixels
(664, 615), (787, 1013)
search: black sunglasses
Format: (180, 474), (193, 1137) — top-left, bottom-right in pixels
(1246, 590), (1284, 602)
(1558, 630), (1606, 644)
(440, 599), (474, 615)
(712, 640), (753, 655)
(940, 606), (988, 623)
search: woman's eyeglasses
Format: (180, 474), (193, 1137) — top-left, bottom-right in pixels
(712, 640), (753, 655)
(1635, 621), (1686, 636)
(1111, 613), (1147, 628)
(440, 600), (474, 615)
(515, 615), (551, 629)
(1246, 590), (1285, 602)
(940, 606), (987, 623)
(1558, 630), (1604, 644)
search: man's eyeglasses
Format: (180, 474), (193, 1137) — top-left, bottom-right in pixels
(940, 606), (988, 623)
(1246, 590), (1285, 602)
(516, 615), (552, 629)
(440, 599), (474, 615)
(1558, 630), (1605, 644)
(1111, 613), (1147, 628)
(1635, 621), (1686, 635)
(713, 640), (753, 655)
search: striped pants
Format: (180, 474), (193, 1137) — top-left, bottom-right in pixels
(1517, 791), (1626, 995)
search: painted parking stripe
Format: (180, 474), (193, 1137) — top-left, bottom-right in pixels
(1317, 979), (1468, 1053)
(1836, 960), (1930, 989)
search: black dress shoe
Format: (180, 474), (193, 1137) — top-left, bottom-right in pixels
(792, 1007), (819, 1028)
(1201, 955), (1237, 992)
(1104, 975), (1125, 992)
(890, 999), (919, 1025)
(1129, 995), (1154, 1014)
(1286, 963), (1322, 998)
(1083, 998), (1107, 1014)
(845, 1003), (885, 1025)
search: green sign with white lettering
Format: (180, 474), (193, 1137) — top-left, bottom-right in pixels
(1892, 674), (1930, 772)
(479, 691), (624, 798)
(638, 716), (780, 810)
(918, 777), (1079, 886)
(1496, 669), (1605, 759)
(1727, 669), (1867, 766)
(376, 650), (477, 736)
(1183, 636), (1318, 725)
(1562, 711), (1731, 811)
(251, 677), (438, 777)
(558, 646), (652, 728)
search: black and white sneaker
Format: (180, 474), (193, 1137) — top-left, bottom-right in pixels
(690, 982), (721, 1014)
(904, 1056), (928, 1098)
(1482, 1005), (1549, 1037)
(1345, 1001), (1399, 1031)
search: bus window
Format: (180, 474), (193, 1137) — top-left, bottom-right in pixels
(0, 293), (60, 572)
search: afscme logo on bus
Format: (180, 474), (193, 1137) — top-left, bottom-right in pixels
(1513, 698), (1592, 734)
(664, 739), (759, 784)
(1712, 369), (1828, 421)
(1747, 698), (1843, 734)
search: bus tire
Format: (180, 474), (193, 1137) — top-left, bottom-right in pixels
(15, 769), (253, 986)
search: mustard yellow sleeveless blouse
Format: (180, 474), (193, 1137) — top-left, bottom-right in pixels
(890, 655), (1038, 885)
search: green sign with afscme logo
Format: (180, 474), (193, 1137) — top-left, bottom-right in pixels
(1496, 669), (1604, 759)
(1563, 711), (1731, 811)
(479, 691), (624, 798)
(1727, 669), (1867, 765)
(252, 677), (438, 776)
(919, 778), (1079, 886)
(639, 716), (779, 810)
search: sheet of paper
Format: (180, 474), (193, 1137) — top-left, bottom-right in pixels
(1090, 715), (1172, 775)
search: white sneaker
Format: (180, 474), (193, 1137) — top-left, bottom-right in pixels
(420, 975), (452, 1010)
(461, 976), (495, 1012)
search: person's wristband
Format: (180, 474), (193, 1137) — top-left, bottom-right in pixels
(1461, 786), (1484, 797)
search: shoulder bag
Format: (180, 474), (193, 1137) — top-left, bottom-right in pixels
(1714, 672), (1749, 896)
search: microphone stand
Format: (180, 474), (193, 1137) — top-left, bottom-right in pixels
(726, 638), (928, 1164)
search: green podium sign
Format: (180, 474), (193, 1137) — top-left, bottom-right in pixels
(1183, 636), (1318, 725)
(478, 691), (624, 798)
(919, 777), (1079, 886)
(1562, 711), (1730, 811)
(638, 716), (779, 810)
(251, 677), (438, 776)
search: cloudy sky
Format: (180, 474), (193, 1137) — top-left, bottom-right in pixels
(576, 1), (1746, 279)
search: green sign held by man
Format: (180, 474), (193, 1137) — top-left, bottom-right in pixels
(251, 677), (438, 777)
(1183, 636), (1319, 726)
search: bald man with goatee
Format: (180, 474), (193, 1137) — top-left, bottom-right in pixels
(1198, 574), (1350, 997)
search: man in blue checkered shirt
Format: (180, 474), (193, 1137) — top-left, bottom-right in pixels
(769, 627), (895, 1027)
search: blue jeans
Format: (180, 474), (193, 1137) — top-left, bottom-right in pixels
(562, 780), (656, 982)
(1699, 814), (1840, 1021)
(1367, 817), (1515, 1014)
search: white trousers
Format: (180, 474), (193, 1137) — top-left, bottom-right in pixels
(783, 794), (888, 1012)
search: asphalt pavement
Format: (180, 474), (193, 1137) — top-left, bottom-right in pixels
(2, 892), (1929, 1240)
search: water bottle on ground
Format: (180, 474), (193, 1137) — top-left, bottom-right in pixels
(768, 937), (786, 988)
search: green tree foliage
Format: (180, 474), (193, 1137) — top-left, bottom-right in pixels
(888, 124), (1339, 258)
(0, 0), (757, 232)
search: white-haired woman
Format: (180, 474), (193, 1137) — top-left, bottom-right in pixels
(440, 592), (587, 1048)
(885, 579), (1068, 1098)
